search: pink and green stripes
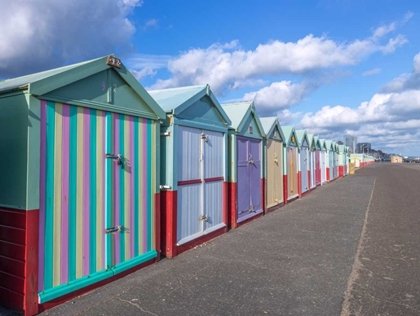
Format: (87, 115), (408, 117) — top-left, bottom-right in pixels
(39, 101), (156, 293)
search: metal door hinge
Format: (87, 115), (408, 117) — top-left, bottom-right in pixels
(199, 215), (209, 222)
(106, 153), (123, 166)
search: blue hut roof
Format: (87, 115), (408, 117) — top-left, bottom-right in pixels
(148, 84), (231, 125)
(295, 129), (309, 148)
(259, 116), (285, 141)
(280, 126), (298, 146)
(221, 101), (264, 135)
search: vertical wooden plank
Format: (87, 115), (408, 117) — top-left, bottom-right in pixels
(142, 119), (148, 252)
(38, 100), (47, 292)
(128, 116), (135, 259)
(89, 109), (97, 274)
(96, 110), (104, 272)
(53, 103), (63, 287)
(44, 101), (55, 290)
(133, 117), (139, 256)
(124, 115), (130, 261)
(76, 106), (84, 279)
(61, 104), (70, 284)
(68, 105), (78, 281)
(118, 114), (125, 263)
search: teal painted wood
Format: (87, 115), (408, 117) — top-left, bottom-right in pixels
(89, 110), (97, 274)
(69, 105), (78, 282)
(44, 101), (56, 290)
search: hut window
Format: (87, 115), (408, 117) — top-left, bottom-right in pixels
(249, 125), (253, 134)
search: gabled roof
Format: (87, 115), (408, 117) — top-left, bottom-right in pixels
(259, 116), (285, 141)
(280, 125), (298, 147)
(314, 136), (322, 150)
(148, 84), (230, 125)
(307, 133), (316, 149)
(318, 138), (326, 149)
(325, 140), (333, 151)
(338, 144), (345, 153)
(295, 129), (309, 148)
(0, 55), (166, 118)
(221, 101), (264, 135)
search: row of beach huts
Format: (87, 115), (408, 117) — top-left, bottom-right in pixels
(0, 56), (375, 315)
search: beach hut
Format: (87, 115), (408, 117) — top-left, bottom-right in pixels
(260, 117), (285, 213)
(332, 142), (339, 180)
(307, 133), (317, 190)
(338, 145), (347, 177)
(222, 101), (265, 228)
(319, 139), (328, 184)
(280, 126), (299, 203)
(314, 136), (322, 186)
(0, 56), (166, 314)
(325, 140), (334, 182)
(295, 130), (310, 197)
(148, 85), (231, 258)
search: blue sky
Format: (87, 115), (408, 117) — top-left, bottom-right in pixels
(1, 0), (419, 155)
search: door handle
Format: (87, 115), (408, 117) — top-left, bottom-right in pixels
(106, 153), (123, 166)
(105, 225), (129, 234)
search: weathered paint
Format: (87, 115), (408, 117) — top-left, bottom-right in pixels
(38, 101), (157, 302)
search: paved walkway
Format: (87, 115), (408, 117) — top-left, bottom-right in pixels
(2, 163), (420, 315)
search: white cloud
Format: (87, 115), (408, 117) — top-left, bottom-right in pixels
(362, 68), (381, 76)
(242, 81), (318, 115)
(381, 52), (420, 93)
(146, 20), (408, 94)
(0, 0), (142, 78)
(277, 109), (303, 126)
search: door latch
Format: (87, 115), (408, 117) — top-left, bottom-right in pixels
(199, 215), (209, 222)
(248, 153), (254, 164)
(105, 225), (129, 234)
(106, 153), (123, 166)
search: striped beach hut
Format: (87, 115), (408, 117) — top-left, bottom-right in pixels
(280, 126), (299, 203)
(260, 117), (285, 213)
(332, 142), (339, 180)
(307, 133), (317, 190)
(222, 101), (265, 229)
(295, 130), (310, 197)
(0, 56), (166, 314)
(148, 85), (231, 258)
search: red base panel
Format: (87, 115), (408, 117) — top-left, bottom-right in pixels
(261, 178), (265, 213)
(338, 166), (344, 178)
(297, 171), (302, 197)
(326, 168), (330, 182)
(0, 207), (39, 316)
(154, 193), (161, 261)
(283, 175), (288, 204)
(228, 182), (238, 229)
(160, 190), (178, 258)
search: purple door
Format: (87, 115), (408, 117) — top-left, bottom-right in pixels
(237, 137), (262, 223)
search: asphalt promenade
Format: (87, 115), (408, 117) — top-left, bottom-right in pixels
(1, 163), (420, 315)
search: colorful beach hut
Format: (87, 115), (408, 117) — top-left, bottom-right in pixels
(314, 136), (322, 186)
(0, 56), (166, 314)
(319, 139), (327, 184)
(325, 140), (334, 182)
(148, 85), (231, 258)
(295, 130), (310, 197)
(280, 126), (299, 203)
(260, 117), (285, 213)
(307, 133), (317, 190)
(338, 144), (347, 177)
(332, 142), (339, 180)
(222, 101), (265, 228)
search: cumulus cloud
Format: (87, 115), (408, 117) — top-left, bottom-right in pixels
(277, 109), (303, 126)
(142, 17), (409, 94)
(0, 0), (142, 78)
(381, 52), (420, 93)
(362, 68), (381, 76)
(242, 80), (319, 115)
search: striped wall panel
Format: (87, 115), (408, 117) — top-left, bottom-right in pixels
(39, 101), (156, 296)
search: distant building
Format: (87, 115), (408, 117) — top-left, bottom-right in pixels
(356, 143), (371, 154)
(345, 135), (357, 153)
(390, 155), (403, 163)
(337, 141), (344, 145)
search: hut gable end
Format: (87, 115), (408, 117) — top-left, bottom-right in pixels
(43, 69), (156, 117)
(177, 95), (228, 127)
